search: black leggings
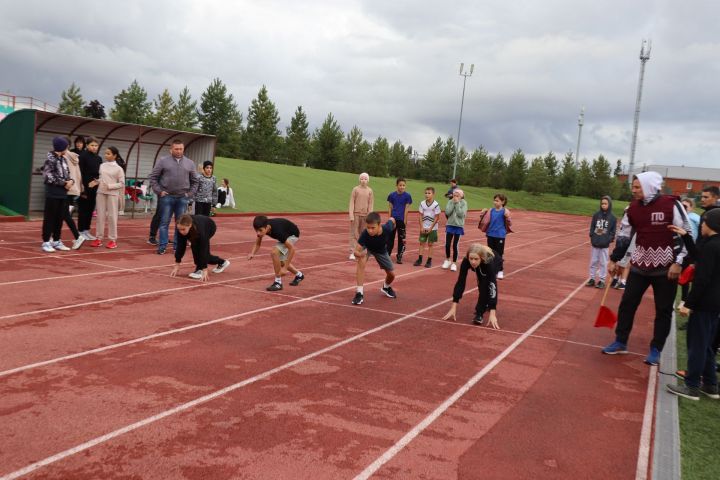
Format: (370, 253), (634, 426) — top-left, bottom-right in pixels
(63, 197), (80, 240)
(42, 197), (65, 242)
(445, 233), (461, 261)
(487, 236), (505, 272)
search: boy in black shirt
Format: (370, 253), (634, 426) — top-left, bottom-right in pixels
(170, 214), (230, 282)
(352, 212), (397, 304)
(249, 215), (304, 291)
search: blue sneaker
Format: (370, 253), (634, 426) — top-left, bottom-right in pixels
(602, 340), (628, 355)
(644, 347), (661, 366)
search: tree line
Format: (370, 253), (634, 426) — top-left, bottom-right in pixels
(58, 79), (629, 200)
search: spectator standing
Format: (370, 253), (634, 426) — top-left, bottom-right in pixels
(149, 139), (199, 255)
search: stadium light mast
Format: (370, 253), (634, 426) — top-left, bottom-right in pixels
(628, 39), (651, 185)
(453, 62), (474, 180)
(575, 106), (585, 167)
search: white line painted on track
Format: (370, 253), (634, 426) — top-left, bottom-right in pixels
(0, 248), (588, 480)
(0, 239), (586, 378)
(352, 280), (587, 480)
(635, 366), (658, 480)
(0, 296), (458, 480)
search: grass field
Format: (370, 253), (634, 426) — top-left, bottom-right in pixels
(674, 316), (720, 480)
(212, 157), (613, 216)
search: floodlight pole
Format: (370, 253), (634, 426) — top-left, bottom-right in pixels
(628, 39), (651, 185)
(453, 62), (474, 180)
(575, 107), (584, 167)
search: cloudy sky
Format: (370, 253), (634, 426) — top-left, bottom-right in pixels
(2, 0), (718, 169)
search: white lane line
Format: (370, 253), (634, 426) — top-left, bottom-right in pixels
(352, 280), (587, 480)
(0, 239), (586, 379)
(0, 298), (453, 480)
(635, 366), (658, 480)
(0, 241), (346, 287)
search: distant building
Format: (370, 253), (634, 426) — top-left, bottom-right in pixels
(618, 164), (720, 197)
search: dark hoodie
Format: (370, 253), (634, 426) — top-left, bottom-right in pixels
(590, 195), (616, 248)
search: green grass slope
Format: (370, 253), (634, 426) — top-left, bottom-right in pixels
(214, 157), (615, 216)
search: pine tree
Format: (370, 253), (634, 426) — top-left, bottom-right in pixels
(440, 137), (458, 182)
(488, 153), (506, 189)
(171, 87), (198, 131)
(58, 83), (84, 116)
(543, 151), (559, 192)
(590, 154), (614, 198)
(198, 78), (243, 158)
(83, 100), (106, 119)
(310, 113), (344, 171)
(524, 156), (550, 195)
(575, 159), (594, 197)
(244, 85), (281, 162)
(557, 152), (577, 197)
(110, 80), (152, 124)
(389, 140), (411, 178)
(613, 159), (623, 177)
(419, 137), (444, 180)
(504, 149), (528, 191)
(467, 146), (492, 187)
(284, 106), (311, 166)
(367, 136), (390, 178)
(339, 125), (366, 173)
(149, 89), (175, 128)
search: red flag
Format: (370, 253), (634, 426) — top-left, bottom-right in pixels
(594, 305), (617, 328)
(594, 279), (617, 328)
(679, 264), (695, 285)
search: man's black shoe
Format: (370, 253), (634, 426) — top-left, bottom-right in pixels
(290, 273), (304, 286)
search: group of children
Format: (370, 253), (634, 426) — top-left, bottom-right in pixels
(41, 136), (126, 252)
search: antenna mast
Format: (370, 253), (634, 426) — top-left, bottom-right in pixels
(628, 39), (651, 184)
(575, 106), (584, 167)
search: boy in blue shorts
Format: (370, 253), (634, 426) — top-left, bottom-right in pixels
(352, 212), (397, 305)
(386, 177), (412, 263)
(413, 186), (441, 268)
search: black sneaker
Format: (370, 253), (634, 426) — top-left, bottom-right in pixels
(413, 257), (423, 266)
(157, 247), (166, 255)
(381, 285), (397, 298)
(473, 313), (484, 326)
(585, 278), (595, 287)
(615, 282), (626, 290)
(290, 273), (304, 286)
(147, 237), (158, 245)
(351, 292), (364, 305)
(666, 383), (700, 401)
(610, 278), (618, 288)
(700, 384), (720, 399)
(595, 280), (606, 289)
(424, 259), (432, 268)
(396, 255), (403, 264)
(266, 282), (283, 291)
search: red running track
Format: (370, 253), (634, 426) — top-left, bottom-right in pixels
(0, 211), (660, 479)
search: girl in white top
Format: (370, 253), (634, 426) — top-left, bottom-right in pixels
(216, 178), (236, 208)
(91, 146), (125, 249)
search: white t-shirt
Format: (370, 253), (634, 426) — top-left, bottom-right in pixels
(419, 200), (441, 230)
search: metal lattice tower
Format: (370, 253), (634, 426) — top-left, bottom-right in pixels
(628, 39), (651, 184)
(575, 106), (585, 167)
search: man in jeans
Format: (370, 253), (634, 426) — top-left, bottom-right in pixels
(149, 139), (199, 254)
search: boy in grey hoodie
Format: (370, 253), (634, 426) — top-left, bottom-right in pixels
(586, 195), (616, 288)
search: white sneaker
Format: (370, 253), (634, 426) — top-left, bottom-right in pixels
(118, 211), (125, 216)
(41, 242), (56, 253)
(52, 240), (71, 251)
(82, 230), (97, 240)
(188, 270), (203, 279)
(349, 253), (356, 260)
(441, 259), (451, 269)
(72, 236), (85, 250)
(497, 271), (504, 279)
(213, 260), (230, 273)
(450, 263), (457, 271)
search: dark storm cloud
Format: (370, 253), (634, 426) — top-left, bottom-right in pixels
(1, 0), (718, 167)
